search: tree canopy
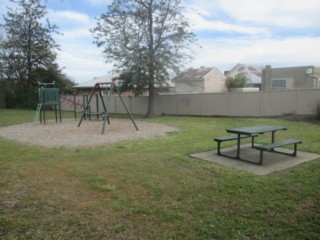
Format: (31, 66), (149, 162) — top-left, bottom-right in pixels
(0, 0), (70, 108)
(92, 0), (196, 116)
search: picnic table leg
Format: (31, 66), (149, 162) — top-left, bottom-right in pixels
(258, 150), (264, 165)
(293, 143), (298, 156)
(236, 134), (241, 158)
(217, 142), (221, 155)
(271, 131), (276, 143)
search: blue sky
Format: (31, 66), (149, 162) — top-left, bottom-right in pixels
(1, 0), (320, 83)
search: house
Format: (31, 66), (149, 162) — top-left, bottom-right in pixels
(174, 67), (226, 94)
(73, 74), (119, 94)
(261, 65), (320, 90)
(225, 63), (263, 89)
(72, 73), (138, 96)
(73, 74), (174, 96)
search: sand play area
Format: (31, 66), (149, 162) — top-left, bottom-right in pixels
(0, 118), (178, 148)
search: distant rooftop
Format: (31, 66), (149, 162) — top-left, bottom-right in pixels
(174, 67), (214, 81)
(226, 64), (263, 84)
(73, 74), (119, 88)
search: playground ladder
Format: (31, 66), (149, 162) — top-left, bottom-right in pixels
(34, 103), (42, 124)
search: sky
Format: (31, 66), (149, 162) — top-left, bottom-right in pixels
(1, 0), (320, 83)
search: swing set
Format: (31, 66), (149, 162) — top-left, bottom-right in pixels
(77, 81), (138, 134)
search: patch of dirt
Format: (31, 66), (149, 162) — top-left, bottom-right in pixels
(0, 118), (178, 148)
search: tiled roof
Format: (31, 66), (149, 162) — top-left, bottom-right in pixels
(175, 67), (213, 81)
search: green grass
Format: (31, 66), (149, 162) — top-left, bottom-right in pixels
(0, 109), (319, 239)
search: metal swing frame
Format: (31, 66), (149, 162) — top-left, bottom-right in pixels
(77, 81), (138, 134)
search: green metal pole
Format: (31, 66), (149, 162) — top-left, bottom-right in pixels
(96, 93), (99, 120)
(78, 85), (97, 127)
(82, 93), (86, 120)
(73, 92), (76, 119)
(114, 85), (138, 131)
(58, 89), (62, 123)
(101, 84), (110, 134)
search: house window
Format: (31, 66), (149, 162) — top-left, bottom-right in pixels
(272, 79), (287, 89)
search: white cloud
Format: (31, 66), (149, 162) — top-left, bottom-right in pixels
(187, 36), (320, 72)
(56, 44), (112, 82)
(186, 9), (269, 35)
(2, 0), (320, 83)
(46, 9), (106, 82)
(0, 0), (109, 83)
(183, 0), (320, 74)
(54, 27), (110, 82)
(58, 28), (92, 40)
(51, 10), (90, 24)
(211, 0), (320, 29)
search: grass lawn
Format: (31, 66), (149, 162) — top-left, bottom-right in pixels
(0, 109), (319, 239)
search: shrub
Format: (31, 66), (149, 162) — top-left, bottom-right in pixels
(225, 72), (248, 91)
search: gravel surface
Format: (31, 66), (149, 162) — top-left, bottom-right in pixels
(0, 118), (178, 148)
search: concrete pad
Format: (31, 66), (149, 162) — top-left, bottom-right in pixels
(190, 144), (320, 175)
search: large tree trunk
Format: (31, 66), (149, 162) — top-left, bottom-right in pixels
(145, 1), (155, 118)
(146, 80), (155, 117)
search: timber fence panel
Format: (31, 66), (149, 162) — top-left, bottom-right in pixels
(60, 94), (84, 112)
(176, 94), (201, 115)
(260, 90), (296, 116)
(176, 95), (190, 115)
(154, 96), (162, 115)
(295, 89), (320, 115)
(210, 93), (230, 116)
(113, 96), (130, 114)
(198, 94), (213, 115)
(159, 95), (178, 115)
(61, 89), (320, 117)
(131, 96), (148, 115)
(228, 92), (261, 116)
(106, 96), (147, 115)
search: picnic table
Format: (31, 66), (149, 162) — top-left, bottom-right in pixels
(214, 125), (302, 165)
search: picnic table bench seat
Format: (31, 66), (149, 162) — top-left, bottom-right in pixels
(214, 134), (258, 155)
(255, 139), (302, 165)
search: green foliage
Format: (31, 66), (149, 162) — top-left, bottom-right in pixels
(226, 72), (248, 90)
(4, 81), (38, 108)
(0, 0), (68, 108)
(117, 71), (148, 96)
(92, 0), (196, 116)
(0, 110), (319, 239)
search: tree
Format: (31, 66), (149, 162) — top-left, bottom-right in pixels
(0, 0), (61, 108)
(92, 0), (196, 117)
(225, 72), (248, 91)
(117, 70), (149, 96)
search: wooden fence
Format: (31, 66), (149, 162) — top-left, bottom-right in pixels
(60, 89), (320, 117)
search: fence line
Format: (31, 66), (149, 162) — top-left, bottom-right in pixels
(60, 89), (320, 117)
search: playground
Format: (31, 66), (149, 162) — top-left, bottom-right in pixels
(0, 118), (178, 147)
(0, 81), (319, 238)
(0, 81), (182, 148)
